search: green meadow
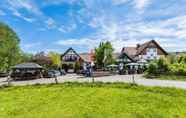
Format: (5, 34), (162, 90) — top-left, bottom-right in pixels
(0, 83), (186, 118)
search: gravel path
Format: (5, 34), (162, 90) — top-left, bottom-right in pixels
(1, 74), (186, 89)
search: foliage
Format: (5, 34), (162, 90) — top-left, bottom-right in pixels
(156, 57), (169, 73)
(31, 52), (52, 69)
(157, 75), (186, 81)
(74, 61), (81, 73)
(19, 52), (33, 63)
(0, 22), (21, 71)
(176, 54), (186, 64)
(48, 52), (61, 69)
(1, 83), (186, 118)
(146, 57), (169, 76)
(169, 63), (186, 76)
(146, 55), (186, 77)
(95, 41), (114, 68)
(146, 62), (158, 75)
(168, 55), (186, 76)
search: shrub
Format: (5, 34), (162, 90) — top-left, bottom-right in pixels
(146, 62), (158, 75)
(156, 57), (169, 74)
(146, 58), (169, 75)
(74, 61), (81, 73)
(176, 54), (186, 64)
(169, 63), (186, 76)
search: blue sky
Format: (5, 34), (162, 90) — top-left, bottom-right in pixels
(0, 0), (186, 53)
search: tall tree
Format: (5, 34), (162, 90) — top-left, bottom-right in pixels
(31, 52), (52, 69)
(48, 52), (61, 69)
(0, 22), (21, 71)
(20, 52), (33, 63)
(95, 41), (114, 68)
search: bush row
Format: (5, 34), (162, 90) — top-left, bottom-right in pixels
(146, 55), (186, 76)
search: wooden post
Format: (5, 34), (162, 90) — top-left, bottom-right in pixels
(7, 76), (11, 86)
(54, 76), (58, 84)
(132, 74), (135, 84)
(39, 69), (43, 78)
(92, 74), (94, 83)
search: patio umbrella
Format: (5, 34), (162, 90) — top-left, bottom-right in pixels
(107, 64), (118, 68)
(126, 63), (139, 66)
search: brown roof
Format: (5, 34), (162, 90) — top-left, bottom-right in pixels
(79, 53), (89, 62)
(136, 41), (151, 55)
(136, 40), (168, 55)
(122, 47), (137, 56)
(122, 40), (168, 57)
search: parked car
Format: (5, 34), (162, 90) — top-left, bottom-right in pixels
(59, 69), (66, 75)
(43, 70), (61, 78)
(0, 72), (9, 77)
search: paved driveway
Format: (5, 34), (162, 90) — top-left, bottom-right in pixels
(1, 74), (186, 89)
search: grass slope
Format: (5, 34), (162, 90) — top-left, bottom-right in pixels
(0, 83), (186, 118)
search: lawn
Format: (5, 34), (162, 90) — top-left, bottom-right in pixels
(155, 75), (186, 81)
(1, 83), (186, 118)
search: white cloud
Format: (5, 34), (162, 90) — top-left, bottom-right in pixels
(43, 0), (78, 6)
(22, 42), (41, 49)
(56, 38), (99, 49)
(45, 18), (56, 29)
(58, 23), (77, 33)
(112, 0), (129, 5)
(11, 8), (35, 23)
(133, 0), (152, 11)
(7, 0), (42, 15)
(58, 26), (66, 33)
(0, 9), (6, 16)
(83, 14), (186, 52)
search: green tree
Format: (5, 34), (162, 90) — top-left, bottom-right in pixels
(74, 61), (81, 73)
(0, 22), (21, 71)
(176, 54), (186, 64)
(48, 52), (61, 69)
(20, 52), (33, 63)
(95, 41), (114, 68)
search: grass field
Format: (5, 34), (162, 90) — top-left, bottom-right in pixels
(1, 83), (186, 118)
(156, 75), (186, 81)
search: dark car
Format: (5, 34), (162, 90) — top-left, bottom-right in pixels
(59, 69), (66, 75)
(0, 72), (9, 77)
(43, 70), (63, 78)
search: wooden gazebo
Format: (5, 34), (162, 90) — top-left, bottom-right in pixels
(11, 63), (43, 80)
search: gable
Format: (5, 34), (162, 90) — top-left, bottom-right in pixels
(61, 48), (82, 62)
(136, 40), (168, 56)
(117, 52), (135, 63)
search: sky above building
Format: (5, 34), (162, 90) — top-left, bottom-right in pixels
(0, 0), (186, 53)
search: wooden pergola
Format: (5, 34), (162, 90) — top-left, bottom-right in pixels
(11, 63), (43, 80)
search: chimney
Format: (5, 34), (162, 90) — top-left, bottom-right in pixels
(122, 47), (125, 53)
(136, 44), (140, 49)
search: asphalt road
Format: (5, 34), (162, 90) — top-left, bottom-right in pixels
(1, 74), (186, 89)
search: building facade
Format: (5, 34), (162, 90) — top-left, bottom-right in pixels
(61, 48), (95, 72)
(121, 40), (168, 62)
